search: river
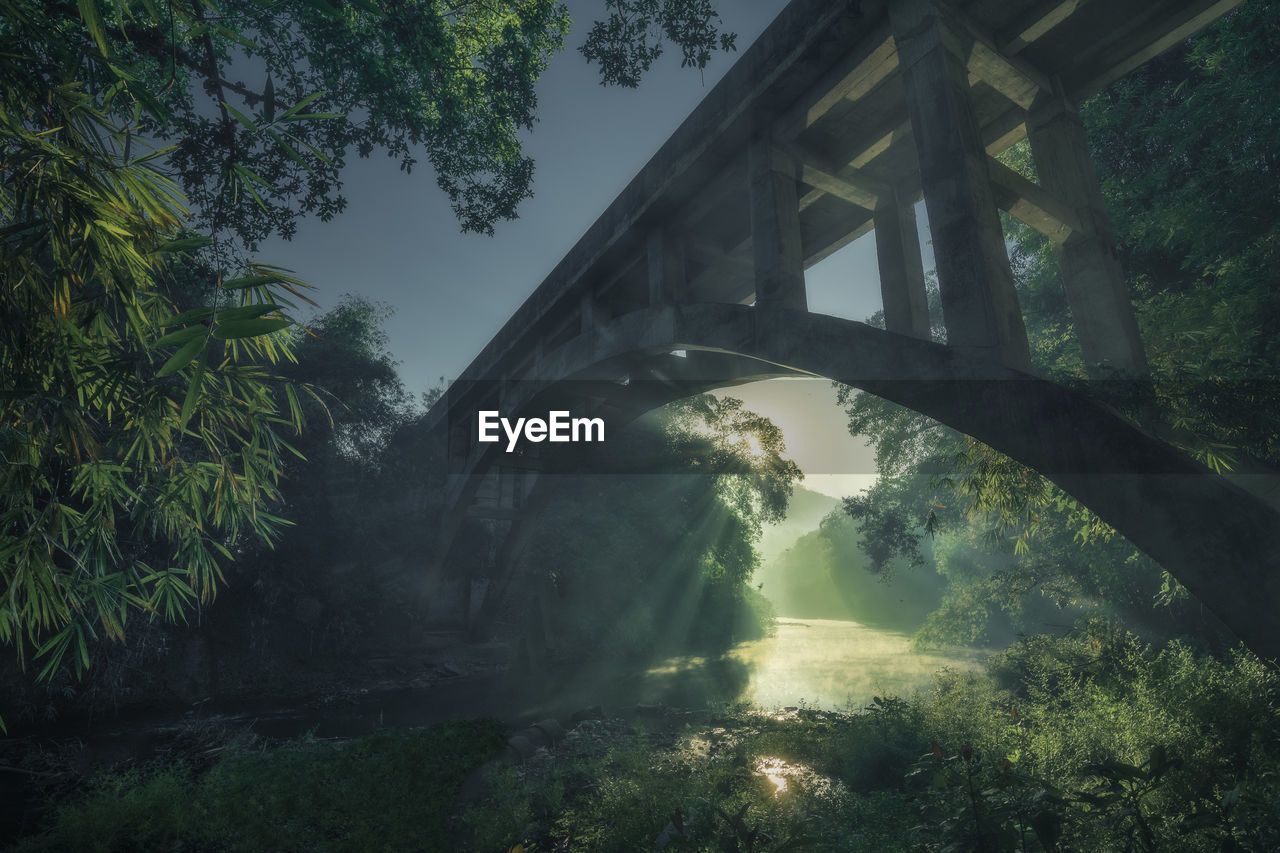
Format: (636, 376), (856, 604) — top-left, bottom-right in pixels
(726, 617), (990, 711)
(0, 616), (989, 838)
(596, 616), (991, 716)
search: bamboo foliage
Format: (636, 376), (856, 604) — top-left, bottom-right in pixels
(0, 0), (318, 689)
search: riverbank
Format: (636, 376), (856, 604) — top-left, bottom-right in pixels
(0, 618), (991, 843)
(10, 630), (1279, 852)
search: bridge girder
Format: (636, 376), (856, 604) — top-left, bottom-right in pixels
(424, 0), (1261, 655)
(435, 304), (1280, 662)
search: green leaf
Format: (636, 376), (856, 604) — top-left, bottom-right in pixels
(277, 91), (327, 121)
(179, 358), (206, 431)
(154, 235), (213, 253)
(159, 307), (215, 328)
(211, 318), (293, 339)
(263, 75), (276, 123)
(299, 0), (342, 20)
(156, 336), (206, 377)
(224, 103), (258, 133)
(77, 0), (109, 56)
(153, 325), (208, 348)
(221, 275), (280, 290)
(234, 164), (274, 189)
(213, 24), (258, 54)
(267, 129), (311, 172)
(231, 165), (272, 210)
(216, 303), (282, 321)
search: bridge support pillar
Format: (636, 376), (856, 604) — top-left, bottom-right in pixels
(749, 136), (807, 312)
(1028, 84), (1149, 379)
(874, 185), (932, 339)
(891, 0), (1031, 371)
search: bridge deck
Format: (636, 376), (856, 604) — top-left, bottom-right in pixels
(441, 0), (1239, 402)
(421, 0), (1280, 664)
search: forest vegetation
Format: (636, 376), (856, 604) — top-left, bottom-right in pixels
(0, 0), (739, 698)
(3, 1), (1279, 851)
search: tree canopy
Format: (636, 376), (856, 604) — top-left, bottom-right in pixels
(523, 394), (800, 658)
(23, 0), (735, 245)
(0, 0), (738, 690)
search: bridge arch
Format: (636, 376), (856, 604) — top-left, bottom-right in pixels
(440, 303), (1280, 662)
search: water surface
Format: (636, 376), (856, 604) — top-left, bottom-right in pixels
(728, 617), (989, 711)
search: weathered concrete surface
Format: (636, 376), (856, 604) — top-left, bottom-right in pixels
(874, 184), (931, 339)
(890, 0), (1031, 370)
(1028, 83), (1149, 378)
(426, 0), (1263, 655)
(429, 0), (1241, 422)
(455, 303), (1280, 662)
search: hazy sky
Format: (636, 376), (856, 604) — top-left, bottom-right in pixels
(256, 0), (915, 497)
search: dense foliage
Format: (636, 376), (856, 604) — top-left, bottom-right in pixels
(757, 509), (946, 630)
(1, 0), (737, 692)
(13, 0), (735, 244)
(465, 631), (1280, 852)
(835, 3), (1279, 648)
(522, 395), (801, 660)
(19, 630), (1279, 851)
(14, 719), (509, 852)
(0, 0), (315, 687)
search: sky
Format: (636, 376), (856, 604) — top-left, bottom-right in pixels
(256, 0), (920, 498)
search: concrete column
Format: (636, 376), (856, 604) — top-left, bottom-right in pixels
(646, 229), (686, 306)
(890, 0), (1031, 371)
(1028, 83), (1149, 379)
(874, 186), (931, 339)
(748, 135), (807, 312)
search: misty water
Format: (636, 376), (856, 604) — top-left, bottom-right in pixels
(640, 617), (991, 714)
(23, 619), (988, 758)
(731, 617), (988, 711)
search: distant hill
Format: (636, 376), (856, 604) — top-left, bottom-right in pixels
(758, 486), (840, 563)
(756, 505), (947, 631)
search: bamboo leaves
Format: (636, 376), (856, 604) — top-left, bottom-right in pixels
(0, 0), (317, 688)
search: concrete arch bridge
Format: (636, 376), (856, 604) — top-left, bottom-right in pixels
(420, 0), (1280, 662)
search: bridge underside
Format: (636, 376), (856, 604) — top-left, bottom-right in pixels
(438, 304), (1280, 662)
(424, 0), (1275, 660)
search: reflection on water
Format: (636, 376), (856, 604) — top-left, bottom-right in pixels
(756, 756), (792, 796)
(645, 617), (989, 712)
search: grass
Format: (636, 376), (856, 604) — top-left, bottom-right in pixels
(15, 628), (1280, 852)
(465, 629), (1280, 852)
(14, 719), (509, 852)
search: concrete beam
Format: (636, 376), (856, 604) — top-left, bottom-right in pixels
(891, 0), (1031, 371)
(987, 156), (1086, 244)
(777, 28), (898, 136)
(800, 163), (883, 210)
(796, 124), (907, 213)
(785, 140), (890, 211)
(850, 121), (912, 169)
(803, 216), (875, 268)
(1000, 0), (1092, 56)
(749, 137), (807, 312)
(983, 106), (1029, 156)
(957, 16), (1052, 110)
(1028, 84), (1149, 377)
(686, 235), (754, 274)
(579, 289), (599, 334)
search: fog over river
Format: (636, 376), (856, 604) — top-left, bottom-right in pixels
(727, 617), (990, 711)
(638, 617), (991, 714)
